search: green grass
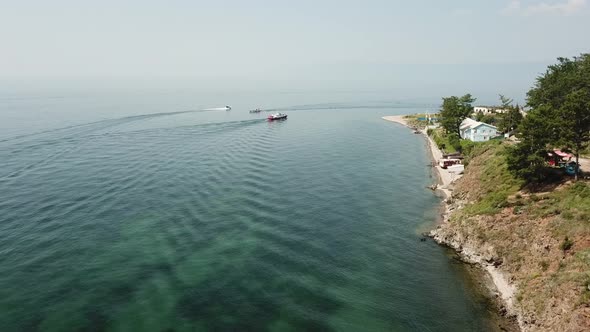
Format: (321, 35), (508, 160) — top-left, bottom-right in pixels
(535, 182), (590, 238)
(403, 113), (430, 128)
(427, 128), (485, 156)
(429, 128), (456, 153)
(449, 140), (590, 316)
(462, 142), (524, 215)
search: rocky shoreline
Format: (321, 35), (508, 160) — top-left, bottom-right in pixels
(429, 200), (523, 330)
(383, 115), (524, 331)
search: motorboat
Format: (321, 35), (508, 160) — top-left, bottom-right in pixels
(225, 105), (232, 111)
(268, 113), (287, 121)
(249, 108), (262, 113)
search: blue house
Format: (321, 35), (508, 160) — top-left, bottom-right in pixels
(459, 118), (500, 142)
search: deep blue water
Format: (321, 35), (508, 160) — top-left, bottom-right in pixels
(0, 90), (498, 331)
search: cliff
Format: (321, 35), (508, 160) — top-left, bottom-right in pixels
(430, 141), (590, 332)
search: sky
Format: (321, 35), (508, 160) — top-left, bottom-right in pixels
(1, 0), (589, 101)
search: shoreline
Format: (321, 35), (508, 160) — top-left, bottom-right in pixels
(382, 115), (521, 331)
(381, 115), (457, 199)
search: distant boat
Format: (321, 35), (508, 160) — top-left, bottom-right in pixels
(268, 113), (287, 121)
(249, 108), (262, 113)
(225, 105), (231, 111)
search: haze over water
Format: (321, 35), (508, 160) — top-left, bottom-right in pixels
(0, 88), (503, 331)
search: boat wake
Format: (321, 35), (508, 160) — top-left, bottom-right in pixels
(201, 106), (231, 111)
(0, 113), (258, 182)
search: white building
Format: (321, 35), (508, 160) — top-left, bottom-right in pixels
(473, 106), (493, 114)
(473, 106), (510, 114)
(459, 118), (501, 142)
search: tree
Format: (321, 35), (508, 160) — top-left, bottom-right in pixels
(496, 95), (524, 134)
(439, 94), (476, 136)
(481, 114), (497, 126)
(474, 112), (485, 122)
(559, 89), (590, 180)
(508, 54), (590, 182)
(497, 108), (523, 134)
(499, 95), (514, 109)
(527, 54), (590, 181)
(507, 109), (554, 182)
(448, 132), (462, 152)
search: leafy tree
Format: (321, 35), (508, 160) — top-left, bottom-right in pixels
(439, 94), (476, 136)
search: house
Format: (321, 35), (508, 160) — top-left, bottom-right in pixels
(473, 106), (510, 115)
(460, 118), (500, 142)
(473, 106), (494, 114)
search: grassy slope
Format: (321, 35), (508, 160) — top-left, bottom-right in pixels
(429, 129), (457, 153)
(448, 142), (590, 331)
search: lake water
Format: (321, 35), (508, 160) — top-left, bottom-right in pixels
(1, 88), (500, 331)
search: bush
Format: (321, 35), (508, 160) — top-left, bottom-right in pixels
(460, 139), (476, 156)
(577, 212), (590, 222)
(562, 211), (574, 220)
(560, 236), (574, 252)
(448, 133), (462, 152)
(540, 260), (549, 271)
(513, 199), (525, 206)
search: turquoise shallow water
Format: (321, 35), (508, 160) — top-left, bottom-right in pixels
(1, 93), (497, 331)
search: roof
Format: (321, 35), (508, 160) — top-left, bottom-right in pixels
(460, 118), (480, 130)
(460, 118), (497, 131)
(474, 105), (503, 109)
(471, 122), (498, 130)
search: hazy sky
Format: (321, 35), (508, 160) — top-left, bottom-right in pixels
(1, 0), (589, 100)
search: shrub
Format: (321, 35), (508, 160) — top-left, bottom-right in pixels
(560, 236), (574, 252)
(562, 211), (574, 220)
(513, 199), (525, 207)
(576, 212), (590, 222)
(448, 133), (462, 152)
(539, 260), (549, 271)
